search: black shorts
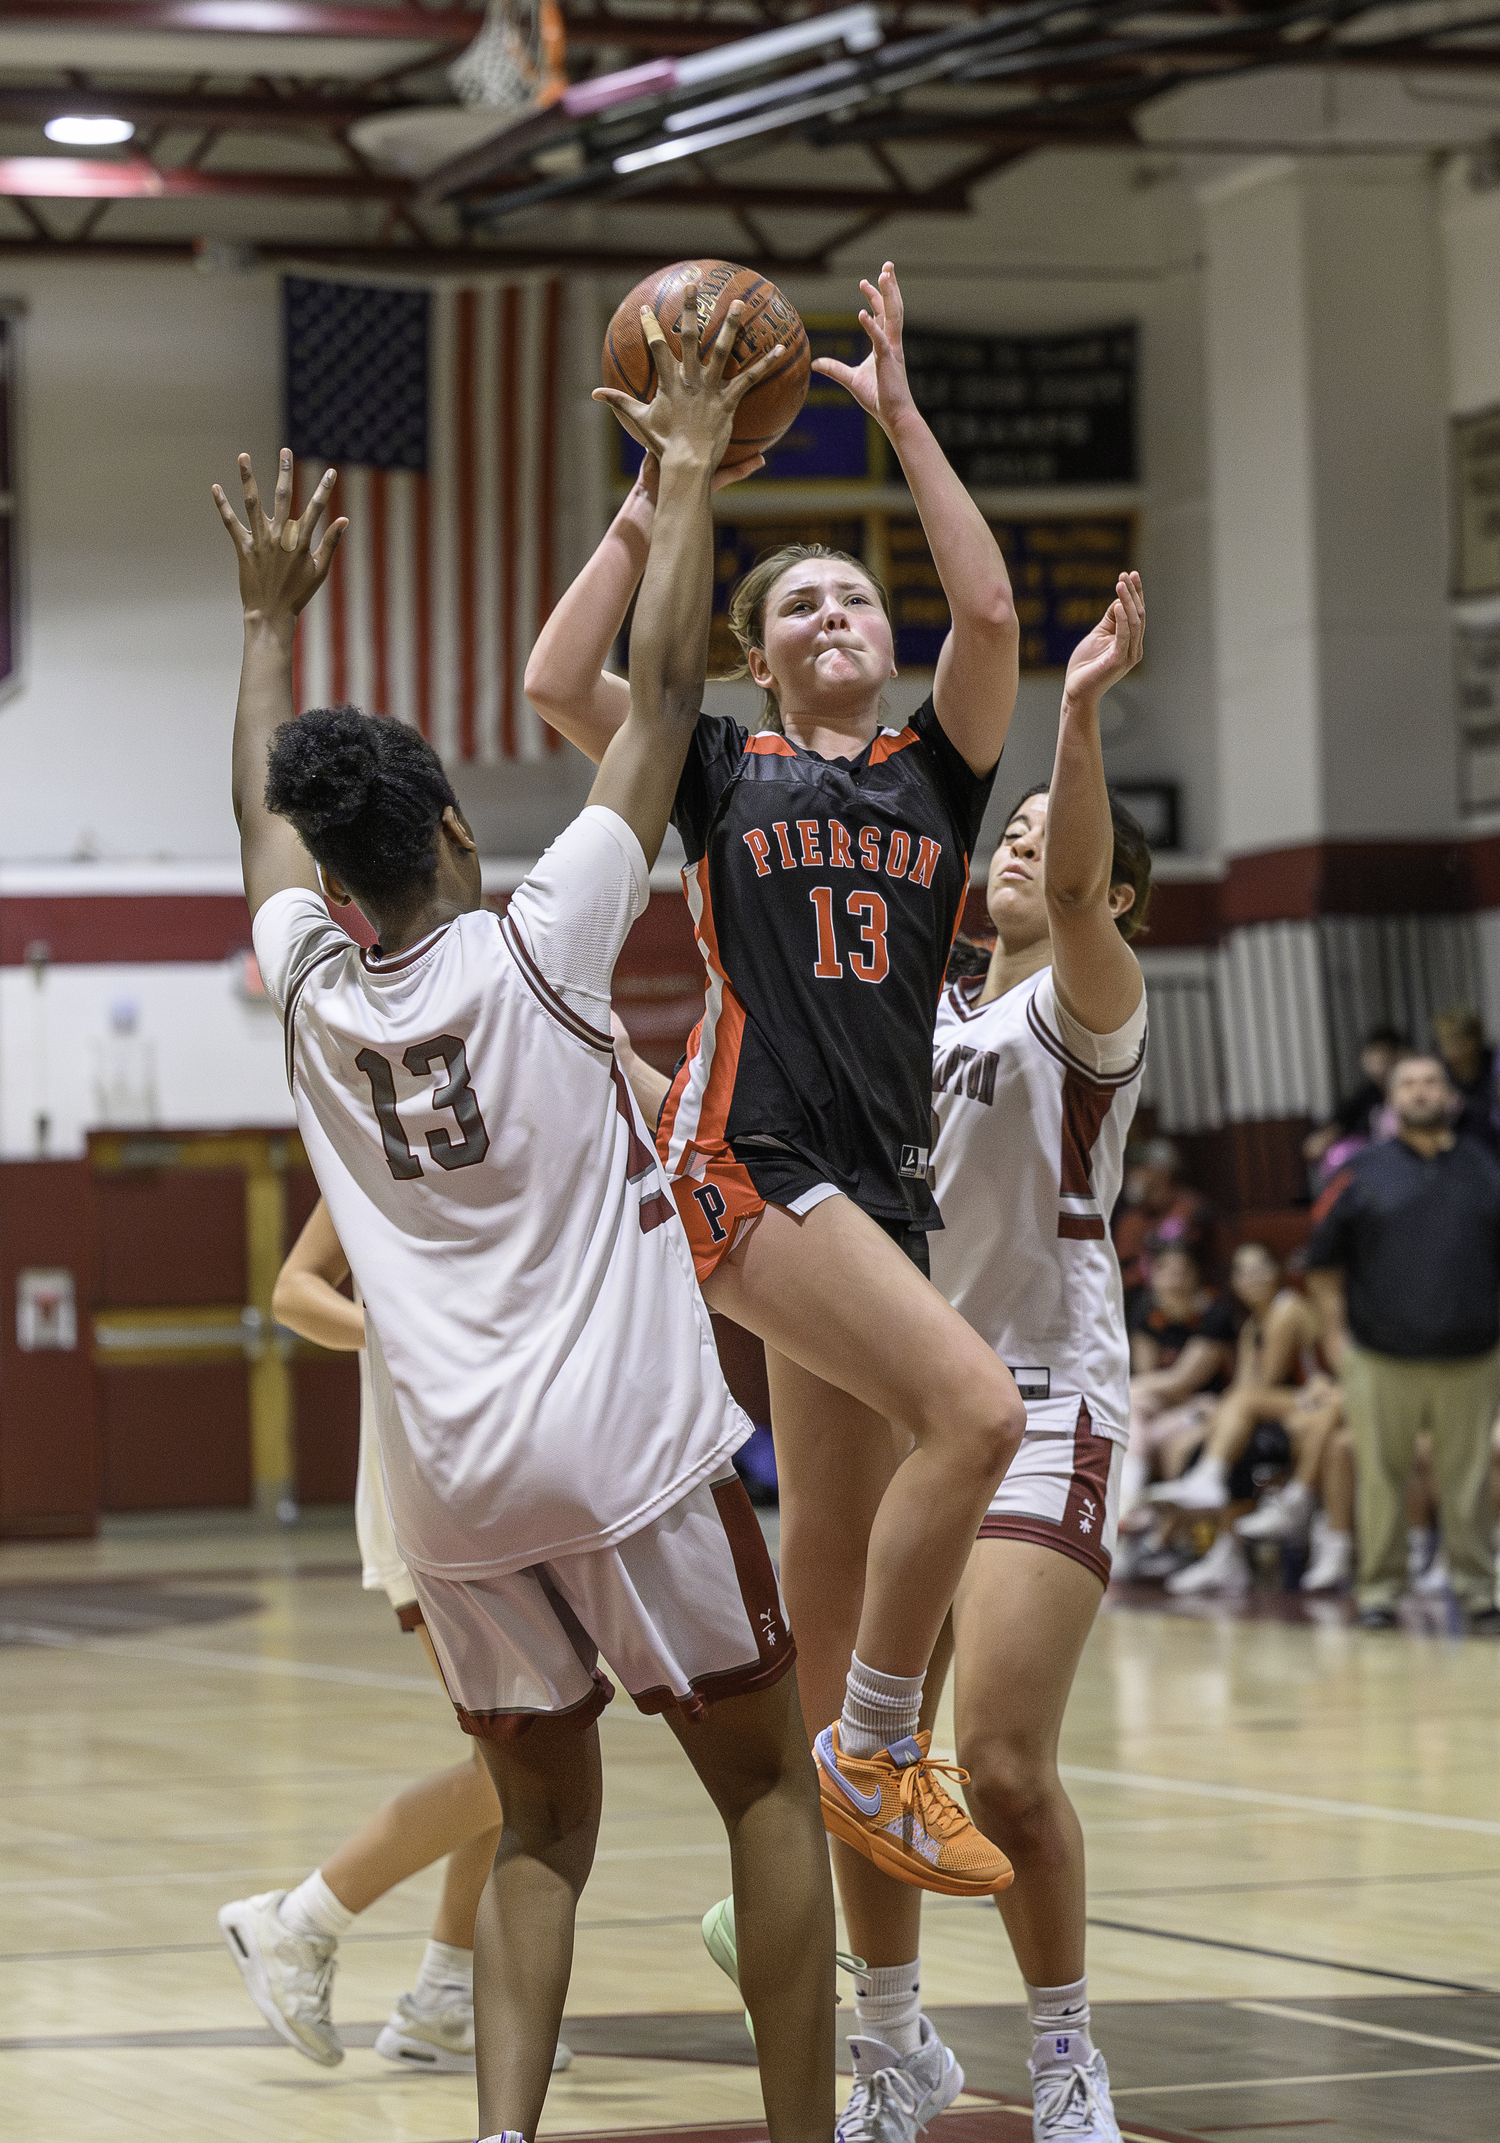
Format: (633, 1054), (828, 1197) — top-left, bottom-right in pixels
(735, 1143), (932, 1279)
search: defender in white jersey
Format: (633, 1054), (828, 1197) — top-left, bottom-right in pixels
(212, 284), (836, 2143)
(925, 577), (1148, 2143)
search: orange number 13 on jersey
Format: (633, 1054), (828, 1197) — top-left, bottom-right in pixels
(809, 886), (890, 984)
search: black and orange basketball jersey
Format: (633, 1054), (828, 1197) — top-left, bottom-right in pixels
(658, 696), (997, 1227)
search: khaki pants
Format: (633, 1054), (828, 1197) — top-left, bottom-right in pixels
(1341, 1343), (1500, 1613)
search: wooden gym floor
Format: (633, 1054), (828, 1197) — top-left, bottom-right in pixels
(2, 1510), (1498, 2143)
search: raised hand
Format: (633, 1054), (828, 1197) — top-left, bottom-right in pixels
(811, 261), (915, 435)
(594, 269), (784, 472)
(1064, 571), (1145, 705)
(212, 449), (346, 628)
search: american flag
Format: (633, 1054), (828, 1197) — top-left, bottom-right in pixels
(286, 274), (564, 762)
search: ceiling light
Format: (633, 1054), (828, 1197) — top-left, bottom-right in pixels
(44, 116), (135, 148)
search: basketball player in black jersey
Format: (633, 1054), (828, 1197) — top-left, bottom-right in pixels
(535, 261), (1026, 1932)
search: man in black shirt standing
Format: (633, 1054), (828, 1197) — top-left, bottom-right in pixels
(1307, 1054), (1500, 1631)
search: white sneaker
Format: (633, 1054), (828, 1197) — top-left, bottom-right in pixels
(1030, 2048), (1122, 2140)
(1407, 1525), (1438, 1580)
(1235, 1480), (1312, 1543)
(1147, 1458), (1228, 1511)
(1414, 1550), (1451, 1598)
(374, 1989), (572, 2073)
(1165, 1532), (1250, 1596)
(836, 2017), (963, 2143)
(1300, 1525), (1352, 1593)
(218, 1890), (342, 2066)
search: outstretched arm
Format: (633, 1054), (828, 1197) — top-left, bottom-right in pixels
(587, 280), (781, 867)
(525, 452), (764, 765)
(1044, 570), (1146, 1037)
(814, 262), (1018, 776)
(524, 478), (646, 763)
(213, 451), (345, 918)
(271, 1197), (365, 1352)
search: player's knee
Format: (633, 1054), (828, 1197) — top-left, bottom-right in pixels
(960, 1735), (1057, 1843)
(934, 1356), (1025, 1486)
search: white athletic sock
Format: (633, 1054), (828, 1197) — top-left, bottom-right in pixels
(854, 1958), (923, 2058)
(839, 1652), (924, 1759)
(414, 1938), (473, 2006)
(1027, 1975), (1095, 2072)
(279, 1870), (355, 1943)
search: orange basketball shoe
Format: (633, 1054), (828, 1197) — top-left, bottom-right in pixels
(813, 1725), (1014, 1897)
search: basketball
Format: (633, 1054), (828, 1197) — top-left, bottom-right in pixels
(601, 258), (811, 469)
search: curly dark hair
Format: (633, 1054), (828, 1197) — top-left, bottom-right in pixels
(263, 705), (458, 904)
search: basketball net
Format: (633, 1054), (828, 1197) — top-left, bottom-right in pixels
(448, 0), (568, 115)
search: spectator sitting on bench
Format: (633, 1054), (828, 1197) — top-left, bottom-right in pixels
(1120, 1243), (1237, 1524)
(1133, 1245), (1319, 1594)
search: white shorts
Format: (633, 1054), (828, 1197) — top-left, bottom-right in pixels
(411, 1473), (794, 1740)
(979, 1397), (1124, 1584)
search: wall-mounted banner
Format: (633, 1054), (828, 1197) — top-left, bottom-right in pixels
(1451, 407), (1500, 598)
(901, 325), (1137, 488)
(887, 512), (1136, 669)
(617, 317), (880, 486)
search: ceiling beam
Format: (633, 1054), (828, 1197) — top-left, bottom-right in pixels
(0, 3), (481, 40)
(0, 85), (406, 129)
(0, 155), (983, 212)
(0, 155), (407, 198)
(0, 2), (774, 55)
(0, 234), (804, 275)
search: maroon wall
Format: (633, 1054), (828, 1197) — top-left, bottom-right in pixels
(0, 1161), (98, 1536)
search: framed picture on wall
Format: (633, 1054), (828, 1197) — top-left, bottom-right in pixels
(1110, 781), (1180, 852)
(1450, 406), (1500, 597)
(1454, 621), (1500, 812)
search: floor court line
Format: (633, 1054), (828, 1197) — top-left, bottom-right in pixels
(1111, 2059), (1500, 2096)
(1090, 1866), (1500, 1901)
(1084, 1917), (1490, 1993)
(2, 1629), (438, 1692)
(1233, 2000), (1500, 2060)
(0, 1840), (725, 1899)
(1061, 1764), (1500, 1838)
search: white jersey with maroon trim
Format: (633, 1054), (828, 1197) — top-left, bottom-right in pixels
(928, 966), (1146, 1446)
(252, 807), (750, 1581)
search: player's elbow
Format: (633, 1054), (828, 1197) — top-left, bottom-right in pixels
(962, 585), (1019, 641)
(523, 646), (564, 718)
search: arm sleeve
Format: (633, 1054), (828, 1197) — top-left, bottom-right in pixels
(669, 712), (749, 864)
(1035, 969), (1146, 1076)
(910, 694), (1000, 854)
(505, 805), (650, 1023)
(251, 888), (347, 1020)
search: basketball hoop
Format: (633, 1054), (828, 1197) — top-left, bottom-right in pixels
(449, 0), (567, 115)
